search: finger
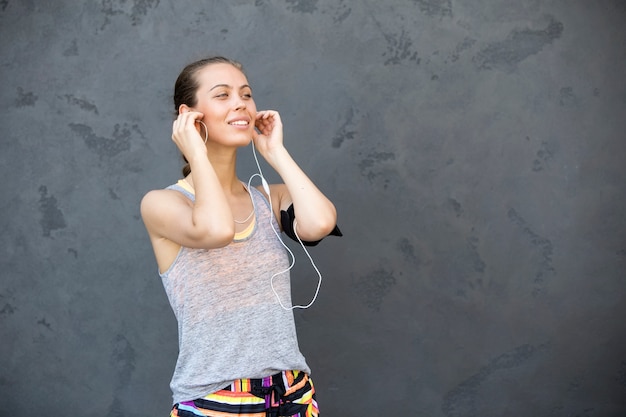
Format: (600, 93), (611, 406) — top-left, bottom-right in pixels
(257, 110), (273, 120)
(177, 111), (202, 123)
(254, 116), (267, 130)
(187, 112), (203, 124)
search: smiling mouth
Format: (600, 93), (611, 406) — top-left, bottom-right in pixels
(228, 120), (249, 126)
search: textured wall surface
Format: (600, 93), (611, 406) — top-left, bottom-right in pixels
(1, 1), (625, 416)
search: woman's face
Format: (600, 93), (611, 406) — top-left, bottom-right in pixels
(191, 63), (257, 147)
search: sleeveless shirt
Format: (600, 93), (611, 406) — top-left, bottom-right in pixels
(159, 181), (311, 404)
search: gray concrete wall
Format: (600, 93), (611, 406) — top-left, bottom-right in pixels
(1, 1), (625, 415)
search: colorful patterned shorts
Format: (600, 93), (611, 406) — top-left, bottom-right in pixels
(170, 370), (319, 417)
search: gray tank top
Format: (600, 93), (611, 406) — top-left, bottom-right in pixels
(160, 182), (310, 404)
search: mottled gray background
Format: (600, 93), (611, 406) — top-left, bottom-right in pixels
(1, 0), (625, 416)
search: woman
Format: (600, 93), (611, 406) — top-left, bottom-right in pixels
(140, 56), (340, 416)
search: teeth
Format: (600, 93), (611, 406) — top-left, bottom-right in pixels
(229, 120), (248, 126)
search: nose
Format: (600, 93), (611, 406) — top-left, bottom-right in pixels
(234, 96), (247, 110)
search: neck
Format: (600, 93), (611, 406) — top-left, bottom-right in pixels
(185, 148), (242, 195)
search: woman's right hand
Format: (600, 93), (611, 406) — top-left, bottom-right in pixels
(172, 111), (206, 160)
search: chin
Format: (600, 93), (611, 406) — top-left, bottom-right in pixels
(237, 138), (253, 148)
(230, 135), (253, 148)
(210, 131), (253, 147)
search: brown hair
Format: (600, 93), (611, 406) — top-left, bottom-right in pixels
(173, 56), (245, 176)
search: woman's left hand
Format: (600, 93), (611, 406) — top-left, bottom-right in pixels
(252, 110), (285, 158)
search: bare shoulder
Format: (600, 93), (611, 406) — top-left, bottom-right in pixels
(140, 188), (191, 225)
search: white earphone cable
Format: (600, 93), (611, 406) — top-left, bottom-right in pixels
(249, 140), (322, 310)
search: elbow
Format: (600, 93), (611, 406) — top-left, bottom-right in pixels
(197, 223), (236, 249)
(296, 211), (338, 242)
(211, 232), (236, 248)
(212, 224), (236, 248)
(316, 216), (338, 237)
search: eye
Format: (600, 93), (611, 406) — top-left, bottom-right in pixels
(215, 92), (228, 98)
(241, 88), (253, 99)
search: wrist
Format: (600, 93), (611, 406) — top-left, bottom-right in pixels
(265, 146), (292, 170)
(187, 152), (208, 166)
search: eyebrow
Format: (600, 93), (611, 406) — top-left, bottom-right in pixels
(209, 84), (252, 91)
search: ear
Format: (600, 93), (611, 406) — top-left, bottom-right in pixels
(178, 104), (192, 114)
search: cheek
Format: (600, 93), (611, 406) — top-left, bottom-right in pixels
(201, 115), (224, 138)
(248, 99), (257, 113)
(201, 106), (223, 125)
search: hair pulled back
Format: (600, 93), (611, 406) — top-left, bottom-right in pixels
(173, 56), (245, 176)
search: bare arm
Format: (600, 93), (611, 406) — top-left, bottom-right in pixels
(141, 111), (234, 249)
(253, 110), (337, 242)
